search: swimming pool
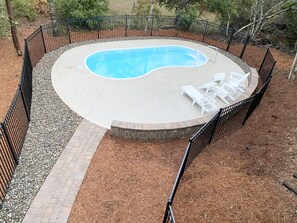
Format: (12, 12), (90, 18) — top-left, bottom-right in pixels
(52, 39), (249, 128)
(85, 45), (208, 79)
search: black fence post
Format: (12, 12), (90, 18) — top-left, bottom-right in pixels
(202, 21), (208, 42)
(1, 123), (18, 164)
(208, 110), (222, 144)
(19, 84), (30, 122)
(226, 29), (235, 52)
(24, 40), (33, 70)
(167, 140), (192, 205)
(125, 14), (128, 37)
(175, 17), (179, 37)
(66, 19), (72, 43)
(162, 202), (170, 223)
(40, 26), (47, 53)
(97, 16), (100, 39)
(239, 35), (250, 59)
(258, 48), (269, 73)
(242, 95), (257, 125)
(243, 74), (273, 125)
(150, 15), (154, 36)
(265, 61), (276, 82)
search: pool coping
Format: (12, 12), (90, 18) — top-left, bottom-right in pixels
(111, 67), (259, 140)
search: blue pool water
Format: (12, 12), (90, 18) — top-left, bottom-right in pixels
(85, 45), (207, 79)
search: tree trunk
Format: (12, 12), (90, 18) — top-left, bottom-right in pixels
(47, 0), (59, 36)
(288, 51), (297, 81)
(132, 0), (137, 13)
(145, 0), (155, 31)
(5, 0), (22, 56)
(234, 0), (291, 37)
(226, 11), (231, 36)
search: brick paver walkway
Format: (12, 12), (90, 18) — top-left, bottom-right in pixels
(22, 119), (106, 223)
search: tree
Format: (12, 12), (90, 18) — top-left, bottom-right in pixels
(234, 0), (296, 37)
(282, 2), (297, 48)
(132, 0), (160, 31)
(54, 0), (109, 19)
(176, 3), (201, 30)
(157, 0), (202, 14)
(12, 0), (36, 21)
(206, 0), (239, 34)
(5, 0), (22, 56)
(0, 1), (10, 37)
(47, 0), (57, 22)
(132, 0), (160, 15)
(47, 0), (59, 36)
(288, 42), (297, 81)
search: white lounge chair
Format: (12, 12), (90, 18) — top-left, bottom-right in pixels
(198, 81), (217, 94)
(181, 85), (218, 114)
(227, 72), (250, 92)
(215, 82), (236, 104)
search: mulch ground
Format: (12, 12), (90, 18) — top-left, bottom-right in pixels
(0, 15), (49, 121)
(173, 66), (297, 221)
(68, 49), (297, 222)
(1, 17), (297, 222)
(68, 134), (187, 222)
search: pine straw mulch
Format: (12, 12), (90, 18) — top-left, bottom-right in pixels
(1, 21), (296, 222)
(68, 134), (187, 222)
(68, 49), (297, 222)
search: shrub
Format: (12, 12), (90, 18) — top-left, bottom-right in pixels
(0, 5), (10, 37)
(54, 0), (109, 20)
(176, 3), (200, 31)
(12, 0), (37, 21)
(34, 0), (50, 15)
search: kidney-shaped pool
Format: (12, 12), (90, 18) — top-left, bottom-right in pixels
(85, 45), (208, 79)
(52, 39), (249, 129)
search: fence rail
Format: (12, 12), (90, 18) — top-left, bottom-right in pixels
(0, 40), (32, 203)
(162, 51), (275, 222)
(0, 15), (276, 213)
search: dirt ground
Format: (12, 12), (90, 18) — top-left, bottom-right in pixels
(1, 16), (297, 222)
(0, 15), (49, 121)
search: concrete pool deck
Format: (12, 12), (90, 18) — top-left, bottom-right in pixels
(52, 39), (257, 135)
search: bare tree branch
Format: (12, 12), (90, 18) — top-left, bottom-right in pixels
(234, 5), (292, 36)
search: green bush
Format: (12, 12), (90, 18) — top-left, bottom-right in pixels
(0, 0), (9, 37)
(54, 0), (109, 19)
(176, 3), (200, 31)
(12, 0), (36, 21)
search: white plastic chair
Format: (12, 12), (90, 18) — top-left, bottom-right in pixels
(228, 72), (250, 92)
(213, 72), (225, 85)
(181, 85), (218, 114)
(198, 81), (217, 94)
(215, 82), (236, 104)
(198, 72), (225, 94)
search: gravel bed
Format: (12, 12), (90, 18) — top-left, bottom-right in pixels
(0, 45), (83, 223)
(0, 37), (250, 223)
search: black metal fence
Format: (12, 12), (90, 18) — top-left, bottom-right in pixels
(32, 15), (274, 75)
(0, 41), (32, 202)
(162, 54), (275, 223)
(0, 15), (276, 210)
